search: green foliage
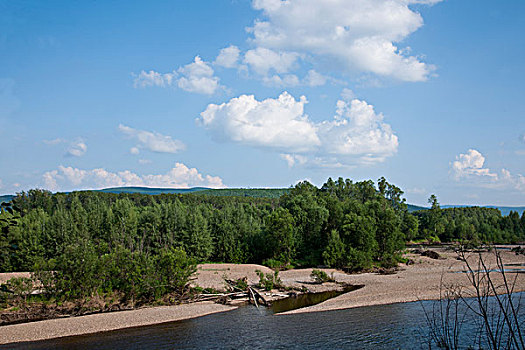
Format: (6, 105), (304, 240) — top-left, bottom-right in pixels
(4, 176), (520, 303)
(1, 277), (33, 301)
(155, 248), (197, 294)
(415, 204), (523, 244)
(322, 230), (346, 268)
(265, 208), (296, 264)
(262, 258), (293, 270)
(230, 277), (248, 291)
(310, 269), (334, 284)
(256, 270), (283, 291)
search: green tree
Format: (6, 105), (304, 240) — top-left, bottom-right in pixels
(322, 230), (346, 268)
(265, 208), (296, 264)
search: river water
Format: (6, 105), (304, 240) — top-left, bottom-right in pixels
(8, 293), (525, 349)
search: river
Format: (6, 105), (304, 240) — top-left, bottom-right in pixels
(8, 295), (517, 350)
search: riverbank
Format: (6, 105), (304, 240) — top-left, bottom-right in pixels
(280, 248), (525, 315)
(2, 249), (525, 344)
(0, 301), (235, 344)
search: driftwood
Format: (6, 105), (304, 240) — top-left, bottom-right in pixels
(248, 287), (258, 308)
(250, 287), (268, 307)
(196, 278), (271, 308)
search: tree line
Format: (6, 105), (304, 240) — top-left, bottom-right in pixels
(1, 177), (525, 276)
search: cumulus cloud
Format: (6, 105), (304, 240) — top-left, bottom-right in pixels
(248, 0), (438, 82)
(451, 149), (497, 179)
(199, 92), (320, 152)
(280, 154), (307, 167)
(198, 91), (398, 166)
(317, 98), (398, 163)
(43, 137), (87, 157)
(177, 56), (222, 94)
(42, 163), (225, 191)
(215, 45), (241, 68)
(133, 70), (176, 88)
(262, 70), (331, 87)
(304, 70), (327, 87)
(66, 140), (87, 157)
(133, 56), (222, 95)
(451, 149), (525, 193)
(263, 74), (300, 87)
(118, 124), (185, 154)
(243, 47), (299, 76)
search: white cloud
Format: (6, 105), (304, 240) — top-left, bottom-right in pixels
(262, 70), (330, 87)
(263, 74), (300, 87)
(133, 56), (223, 95)
(451, 149), (525, 193)
(520, 133), (525, 144)
(215, 45), (241, 68)
(43, 137), (87, 157)
(248, 0), (439, 82)
(451, 149), (497, 179)
(243, 47), (299, 75)
(280, 154), (307, 167)
(133, 70), (176, 88)
(303, 70), (327, 87)
(42, 163), (225, 191)
(138, 159), (152, 164)
(317, 99), (398, 163)
(199, 92), (320, 153)
(118, 124), (185, 154)
(66, 140), (87, 157)
(340, 88), (355, 100)
(177, 56), (222, 94)
(198, 91), (398, 167)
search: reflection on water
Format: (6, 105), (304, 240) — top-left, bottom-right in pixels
(270, 285), (363, 314)
(10, 293), (525, 350)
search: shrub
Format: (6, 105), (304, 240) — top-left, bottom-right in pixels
(2, 277), (34, 302)
(256, 270), (283, 291)
(310, 269), (334, 284)
(262, 258), (294, 270)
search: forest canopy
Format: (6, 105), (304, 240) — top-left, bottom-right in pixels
(1, 177), (524, 275)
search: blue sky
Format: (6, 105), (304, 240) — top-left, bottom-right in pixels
(1, 0), (524, 206)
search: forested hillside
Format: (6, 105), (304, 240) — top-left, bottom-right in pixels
(1, 177), (524, 276)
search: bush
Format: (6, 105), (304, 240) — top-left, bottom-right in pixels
(262, 258), (294, 270)
(256, 270), (283, 291)
(2, 277), (34, 303)
(310, 269), (334, 284)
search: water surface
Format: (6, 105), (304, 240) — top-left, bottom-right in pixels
(10, 293), (525, 350)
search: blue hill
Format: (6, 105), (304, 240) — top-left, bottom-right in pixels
(0, 195), (14, 204)
(96, 187), (210, 195)
(440, 205), (525, 216)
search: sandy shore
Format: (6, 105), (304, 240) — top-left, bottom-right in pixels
(279, 249), (525, 315)
(2, 249), (525, 344)
(0, 301), (235, 345)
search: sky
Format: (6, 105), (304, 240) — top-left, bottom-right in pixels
(0, 0), (524, 206)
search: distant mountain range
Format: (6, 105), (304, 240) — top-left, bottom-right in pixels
(1, 187), (523, 216)
(98, 186), (210, 195)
